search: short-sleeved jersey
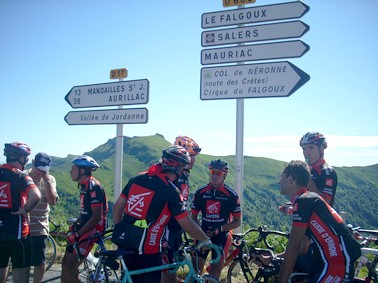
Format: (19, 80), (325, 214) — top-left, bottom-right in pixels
(119, 170), (188, 254)
(191, 183), (241, 231)
(292, 189), (361, 267)
(77, 176), (108, 230)
(310, 159), (338, 206)
(0, 164), (38, 240)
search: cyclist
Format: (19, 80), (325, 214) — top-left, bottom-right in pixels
(28, 152), (58, 283)
(161, 136), (201, 283)
(61, 155), (108, 283)
(278, 160), (361, 283)
(0, 142), (41, 283)
(191, 159), (241, 280)
(300, 132), (338, 206)
(112, 145), (211, 283)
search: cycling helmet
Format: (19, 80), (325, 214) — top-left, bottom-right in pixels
(4, 142), (31, 158)
(174, 136), (201, 155)
(299, 132), (327, 148)
(208, 159), (229, 172)
(71, 155), (100, 170)
(161, 145), (191, 171)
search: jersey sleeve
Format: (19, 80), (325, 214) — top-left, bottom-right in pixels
(320, 166), (338, 205)
(190, 190), (201, 215)
(231, 194), (242, 217)
(89, 180), (105, 207)
(292, 197), (312, 229)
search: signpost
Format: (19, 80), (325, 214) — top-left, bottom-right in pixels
(200, 61), (310, 100)
(64, 108), (148, 125)
(223, 0), (255, 7)
(65, 68), (150, 200)
(201, 21), (309, 47)
(200, 0), (310, 233)
(203, 1), (309, 28)
(65, 79), (149, 108)
(201, 40), (309, 65)
(110, 68), (128, 79)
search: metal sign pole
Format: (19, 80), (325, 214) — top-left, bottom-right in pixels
(114, 76), (124, 201)
(235, 4), (245, 233)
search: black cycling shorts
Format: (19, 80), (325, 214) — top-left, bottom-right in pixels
(0, 236), (32, 268)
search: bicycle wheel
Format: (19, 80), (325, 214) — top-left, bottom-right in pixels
(227, 257), (257, 283)
(45, 235), (57, 271)
(202, 274), (222, 283)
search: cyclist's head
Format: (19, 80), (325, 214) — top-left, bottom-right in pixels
(174, 136), (201, 156)
(4, 142), (31, 169)
(208, 159), (229, 173)
(34, 152), (52, 173)
(160, 145), (191, 176)
(71, 155), (100, 179)
(299, 132), (327, 149)
(208, 159), (228, 187)
(280, 160), (311, 188)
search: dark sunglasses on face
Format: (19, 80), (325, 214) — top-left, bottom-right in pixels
(210, 170), (224, 176)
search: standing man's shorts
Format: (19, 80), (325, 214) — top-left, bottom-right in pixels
(31, 235), (48, 266)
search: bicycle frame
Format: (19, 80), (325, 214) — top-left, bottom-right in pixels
(76, 231), (221, 283)
(120, 243), (222, 283)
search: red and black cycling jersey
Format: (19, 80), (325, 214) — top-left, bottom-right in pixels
(0, 164), (38, 240)
(118, 166), (188, 254)
(191, 183), (241, 232)
(77, 176), (108, 230)
(310, 159), (338, 206)
(292, 188), (361, 266)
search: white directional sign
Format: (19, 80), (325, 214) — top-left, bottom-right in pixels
(64, 108), (148, 125)
(200, 61), (310, 100)
(202, 40), (309, 65)
(202, 21), (309, 47)
(202, 1), (309, 29)
(65, 79), (149, 108)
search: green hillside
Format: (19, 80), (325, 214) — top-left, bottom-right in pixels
(46, 134), (378, 231)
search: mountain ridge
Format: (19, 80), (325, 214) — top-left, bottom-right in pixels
(46, 133), (378, 230)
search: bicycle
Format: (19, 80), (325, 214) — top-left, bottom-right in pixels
(74, 229), (120, 283)
(45, 219), (69, 271)
(226, 225), (289, 283)
(76, 230), (222, 283)
(350, 226), (378, 283)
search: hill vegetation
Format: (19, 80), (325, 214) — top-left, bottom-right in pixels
(46, 134), (378, 231)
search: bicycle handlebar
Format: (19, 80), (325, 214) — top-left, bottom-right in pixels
(232, 226), (289, 249)
(205, 243), (222, 265)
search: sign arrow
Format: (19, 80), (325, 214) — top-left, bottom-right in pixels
(201, 40), (310, 65)
(200, 61), (310, 100)
(202, 1), (310, 29)
(65, 79), (149, 109)
(64, 108), (148, 125)
(202, 20), (309, 47)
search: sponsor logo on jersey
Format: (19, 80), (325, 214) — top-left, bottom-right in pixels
(127, 184), (155, 218)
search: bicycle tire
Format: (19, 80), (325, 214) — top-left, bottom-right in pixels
(227, 258), (257, 283)
(201, 274), (222, 283)
(78, 235), (122, 283)
(45, 234), (57, 271)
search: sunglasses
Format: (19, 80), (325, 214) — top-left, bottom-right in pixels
(210, 170), (224, 176)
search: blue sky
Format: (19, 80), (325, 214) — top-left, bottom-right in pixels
(1, 0), (377, 167)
